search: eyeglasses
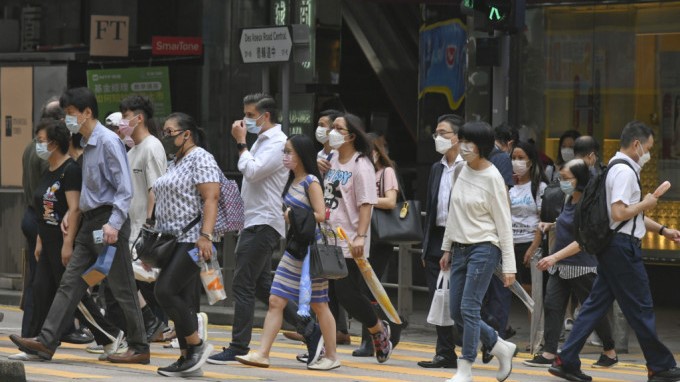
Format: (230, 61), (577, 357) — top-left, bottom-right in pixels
(432, 131), (454, 139)
(332, 126), (349, 133)
(557, 176), (575, 182)
(33, 137), (49, 144)
(162, 129), (183, 137)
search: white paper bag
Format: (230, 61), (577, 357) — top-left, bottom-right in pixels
(427, 270), (455, 326)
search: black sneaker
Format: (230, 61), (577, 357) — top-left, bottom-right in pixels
(157, 356), (186, 377)
(296, 347), (325, 364)
(593, 354), (618, 368)
(481, 345), (494, 364)
(207, 347), (246, 365)
(523, 354), (554, 368)
(179, 340), (213, 373)
(648, 367), (680, 382)
(304, 323), (324, 365)
(548, 365), (593, 382)
(372, 321), (393, 364)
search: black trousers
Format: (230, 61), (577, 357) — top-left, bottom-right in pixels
(543, 271), (615, 354)
(335, 259), (380, 329)
(20, 207), (39, 338)
(154, 243), (201, 350)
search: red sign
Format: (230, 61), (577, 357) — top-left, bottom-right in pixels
(152, 36), (203, 56)
(446, 45), (456, 68)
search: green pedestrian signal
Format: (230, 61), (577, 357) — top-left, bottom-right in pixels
(459, 0), (525, 33)
(489, 6), (502, 21)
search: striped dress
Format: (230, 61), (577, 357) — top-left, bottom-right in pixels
(271, 175), (329, 303)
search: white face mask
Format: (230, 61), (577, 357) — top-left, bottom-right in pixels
(434, 135), (453, 155)
(459, 142), (478, 162)
(315, 126), (329, 144)
(328, 129), (346, 149)
(35, 142), (53, 160)
(561, 147), (575, 162)
(65, 114), (83, 134)
(512, 160), (529, 176)
(636, 143), (651, 168)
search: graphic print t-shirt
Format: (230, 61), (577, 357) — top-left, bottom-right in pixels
(509, 181), (547, 243)
(323, 152), (377, 258)
(34, 158), (82, 228)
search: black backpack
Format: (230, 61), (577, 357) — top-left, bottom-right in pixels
(541, 180), (566, 223)
(574, 159), (639, 256)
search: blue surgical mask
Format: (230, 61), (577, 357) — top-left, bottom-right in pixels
(65, 114), (83, 134)
(35, 142), (53, 160)
(560, 180), (575, 196)
(244, 114), (264, 134)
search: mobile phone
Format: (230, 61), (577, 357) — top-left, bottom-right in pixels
(92, 229), (104, 244)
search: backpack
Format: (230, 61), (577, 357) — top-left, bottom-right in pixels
(541, 180), (566, 223)
(574, 159), (639, 256)
(212, 173), (245, 236)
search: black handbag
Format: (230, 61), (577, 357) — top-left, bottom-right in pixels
(309, 226), (348, 280)
(133, 213), (201, 268)
(371, 170), (424, 243)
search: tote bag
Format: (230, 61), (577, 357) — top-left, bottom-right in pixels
(426, 270), (455, 326)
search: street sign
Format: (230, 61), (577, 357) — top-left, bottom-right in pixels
(239, 26), (292, 63)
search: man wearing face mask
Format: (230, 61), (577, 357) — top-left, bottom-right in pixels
(416, 114), (463, 369)
(549, 121), (680, 382)
(315, 109), (342, 173)
(10, 87), (150, 364)
(209, 93), (299, 364)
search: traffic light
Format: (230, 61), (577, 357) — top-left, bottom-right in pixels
(460, 0), (525, 33)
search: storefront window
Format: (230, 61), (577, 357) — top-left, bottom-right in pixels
(518, 2), (680, 253)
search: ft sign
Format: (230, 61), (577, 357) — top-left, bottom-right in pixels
(239, 26), (292, 64)
(90, 15), (129, 57)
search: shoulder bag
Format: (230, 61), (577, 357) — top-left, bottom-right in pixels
(371, 169), (424, 243)
(133, 210), (201, 268)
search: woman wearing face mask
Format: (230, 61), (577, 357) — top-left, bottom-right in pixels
(553, 130), (581, 181)
(16, 119), (126, 361)
(524, 159), (618, 368)
(236, 134), (340, 371)
(509, 141), (549, 294)
(315, 110), (342, 174)
(323, 113), (393, 364)
(152, 112), (220, 377)
(350, 133), (402, 358)
(440, 121), (517, 382)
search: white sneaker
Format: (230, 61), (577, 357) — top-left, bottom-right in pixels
(98, 331), (128, 361)
(163, 338), (180, 349)
(86, 344), (104, 354)
(9, 352), (41, 361)
(307, 357), (341, 370)
(197, 312), (209, 341)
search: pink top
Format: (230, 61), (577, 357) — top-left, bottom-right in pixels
(323, 152), (378, 258)
(375, 167), (399, 197)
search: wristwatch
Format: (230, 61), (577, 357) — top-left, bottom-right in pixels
(200, 232), (214, 241)
(236, 142), (247, 151)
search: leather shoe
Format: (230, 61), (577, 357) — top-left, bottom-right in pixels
(417, 354), (457, 368)
(336, 331), (351, 345)
(107, 349), (150, 364)
(9, 335), (54, 360)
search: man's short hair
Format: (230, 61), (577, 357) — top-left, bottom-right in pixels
(119, 95), (154, 122)
(574, 135), (600, 158)
(59, 87), (99, 118)
(494, 123), (517, 144)
(437, 114), (464, 134)
(620, 121), (654, 148)
(40, 96), (65, 120)
(243, 93), (278, 124)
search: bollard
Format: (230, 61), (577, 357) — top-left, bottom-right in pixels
(0, 360), (26, 382)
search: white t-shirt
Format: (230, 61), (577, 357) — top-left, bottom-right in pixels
(606, 152), (645, 238)
(127, 135), (167, 242)
(442, 164), (516, 274)
(324, 152), (377, 258)
(509, 181), (547, 243)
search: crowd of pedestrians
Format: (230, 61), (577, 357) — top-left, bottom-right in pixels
(9, 86), (680, 382)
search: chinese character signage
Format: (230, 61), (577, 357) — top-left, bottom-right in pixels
(239, 26), (292, 63)
(86, 67), (172, 117)
(419, 19), (467, 110)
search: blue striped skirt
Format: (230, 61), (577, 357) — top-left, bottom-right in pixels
(271, 251), (329, 303)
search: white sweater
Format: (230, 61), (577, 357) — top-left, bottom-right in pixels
(441, 163), (516, 274)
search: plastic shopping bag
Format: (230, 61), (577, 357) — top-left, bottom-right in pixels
(426, 270), (454, 326)
(200, 254), (227, 305)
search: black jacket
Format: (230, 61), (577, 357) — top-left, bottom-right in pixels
(422, 161), (445, 260)
(285, 206), (316, 260)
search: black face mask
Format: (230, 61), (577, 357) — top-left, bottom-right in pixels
(162, 134), (183, 156)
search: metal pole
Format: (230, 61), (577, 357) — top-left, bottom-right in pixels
(397, 243), (413, 319)
(491, 33), (510, 126)
(281, 61), (290, 135)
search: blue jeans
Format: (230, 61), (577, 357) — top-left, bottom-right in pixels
(559, 234), (676, 373)
(449, 243), (500, 362)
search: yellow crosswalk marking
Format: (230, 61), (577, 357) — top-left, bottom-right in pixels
(24, 365), (109, 379)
